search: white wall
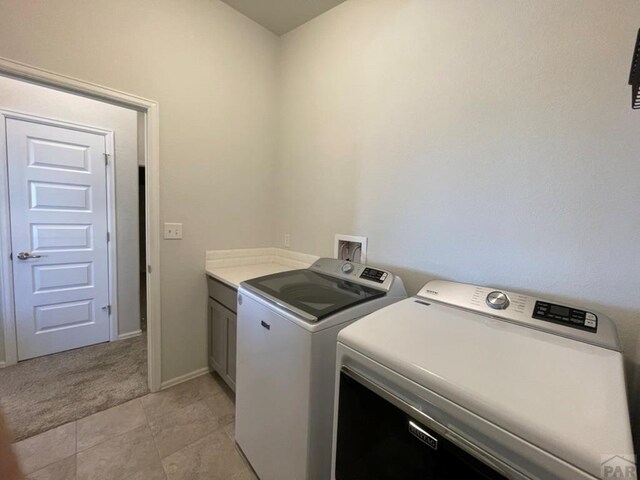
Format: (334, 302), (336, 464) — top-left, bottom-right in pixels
(0, 0), (280, 380)
(278, 0), (640, 421)
(0, 75), (141, 357)
(2, 0), (638, 428)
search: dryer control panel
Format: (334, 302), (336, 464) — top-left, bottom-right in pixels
(532, 301), (598, 332)
(416, 280), (619, 351)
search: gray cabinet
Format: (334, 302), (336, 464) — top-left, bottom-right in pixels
(207, 275), (237, 391)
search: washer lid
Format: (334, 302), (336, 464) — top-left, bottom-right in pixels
(242, 269), (385, 322)
(338, 298), (634, 478)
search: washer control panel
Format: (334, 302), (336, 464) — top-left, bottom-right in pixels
(360, 267), (388, 284)
(308, 258), (396, 291)
(532, 301), (598, 332)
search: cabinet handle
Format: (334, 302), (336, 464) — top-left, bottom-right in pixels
(261, 320), (270, 330)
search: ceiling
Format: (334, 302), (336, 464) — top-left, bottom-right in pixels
(220, 0), (346, 36)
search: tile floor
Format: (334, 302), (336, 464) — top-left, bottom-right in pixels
(11, 373), (257, 480)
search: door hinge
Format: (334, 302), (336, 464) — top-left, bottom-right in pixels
(107, 232), (110, 242)
(9, 252), (12, 261)
(104, 153), (111, 165)
(101, 305), (112, 315)
(147, 265), (152, 273)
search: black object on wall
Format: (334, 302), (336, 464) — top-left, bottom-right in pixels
(629, 28), (640, 109)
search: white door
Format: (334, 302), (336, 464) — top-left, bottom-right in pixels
(6, 118), (111, 360)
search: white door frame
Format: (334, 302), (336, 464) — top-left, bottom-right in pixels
(0, 110), (119, 354)
(0, 57), (162, 392)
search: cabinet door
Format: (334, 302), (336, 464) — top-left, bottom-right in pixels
(226, 310), (237, 390)
(208, 298), (227, 375)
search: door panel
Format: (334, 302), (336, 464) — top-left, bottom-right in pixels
(29, 181), (92, 211)
(34, 299), (94, 332)
(33, 262), (93, 292)
(28, 137), (91, 172)
(7, 118), (111, 360)
(31, 224), (93, 251)
(27, 137), (91, 172)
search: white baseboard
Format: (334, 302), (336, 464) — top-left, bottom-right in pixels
(117, 330), (142, 341)
(0, 361), (5, 368)
(160, 367), (210, 390)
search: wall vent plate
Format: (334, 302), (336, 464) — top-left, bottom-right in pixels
(334, 234), (367, 264)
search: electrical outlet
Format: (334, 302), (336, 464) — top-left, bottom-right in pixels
(164, 223), (183, 240)
(284, 233), (291, 248)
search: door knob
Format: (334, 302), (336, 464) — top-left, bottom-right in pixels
(17, 252), (43, 260)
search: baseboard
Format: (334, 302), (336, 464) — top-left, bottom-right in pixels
(160, 367), (210, 390)
(117, 330), (142, 341)
(0, 361), (5, 368)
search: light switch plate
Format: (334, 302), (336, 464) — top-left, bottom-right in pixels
(164, 222), (183, 240)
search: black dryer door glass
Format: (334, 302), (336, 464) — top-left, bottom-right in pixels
(244, 269), (385, 321)
(335, 370), (509, 480)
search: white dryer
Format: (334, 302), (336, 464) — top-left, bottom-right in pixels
(235, 258), (407, 480)
(332, 280), (634, 479)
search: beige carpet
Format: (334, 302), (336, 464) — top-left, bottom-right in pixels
(0, 333), (148, 442)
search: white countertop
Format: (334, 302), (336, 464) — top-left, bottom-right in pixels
(206, 262), (300, 289)
(205, 248), (319, 289)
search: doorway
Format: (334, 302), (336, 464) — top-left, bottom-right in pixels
(0, 59), (160, 439)
(0, 75), (146, 440)
(0, 57), (161, 393)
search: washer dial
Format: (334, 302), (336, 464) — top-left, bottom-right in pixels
(486, 291), (510, 310)
(341, 263), (354, 274)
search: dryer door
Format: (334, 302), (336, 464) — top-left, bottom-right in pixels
(335, 368), (527, 480)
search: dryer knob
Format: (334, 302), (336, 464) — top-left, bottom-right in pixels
(486, 291), (510, 310)
(341, 263), (354, 274)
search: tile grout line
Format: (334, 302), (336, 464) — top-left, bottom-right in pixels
(200, 376), (250, 479)
(24, 453), (77, 479)
(75, 397), (147, 454)
(74, 404), (152, 473)
(140, 395), (169, 479)
(197, 377), (236, 434)
(157, 376), (236, 477)
(13, 421), (78, 476)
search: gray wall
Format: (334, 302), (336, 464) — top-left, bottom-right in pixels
(277, 0), (640, 427)
(0, 75), (141, 357)
(0, 0), (280, 380)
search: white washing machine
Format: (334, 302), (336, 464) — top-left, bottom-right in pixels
(332, 280), (635, 480)
(235, 258), (407, 480)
